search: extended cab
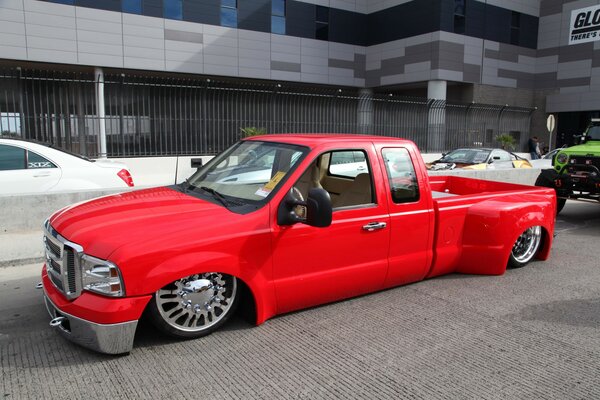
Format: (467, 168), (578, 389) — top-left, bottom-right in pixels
(41, 135), (556, 354)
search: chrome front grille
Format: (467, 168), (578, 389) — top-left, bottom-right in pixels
(43, 221), (83, 300)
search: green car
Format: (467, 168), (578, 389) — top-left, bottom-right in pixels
(536, 119), (600, 214)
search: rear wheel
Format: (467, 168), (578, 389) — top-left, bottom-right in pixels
(148, 272), (239, 339)
(508, 226), (543, 269)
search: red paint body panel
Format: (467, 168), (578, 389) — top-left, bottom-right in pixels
(41, 135), (556, 332)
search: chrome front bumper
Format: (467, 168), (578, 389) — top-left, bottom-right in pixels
(44, 294), (138, 355)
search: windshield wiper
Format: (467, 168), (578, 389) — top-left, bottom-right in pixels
(199, 186), (236, 208)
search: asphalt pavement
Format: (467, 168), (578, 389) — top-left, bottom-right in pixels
(0, 200), (599, 399)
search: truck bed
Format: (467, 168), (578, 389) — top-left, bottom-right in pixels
(426, 175), (555, 278)
(428, 175), (538, 198)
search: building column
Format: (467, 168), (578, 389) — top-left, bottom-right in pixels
(358, 88), (373, 134)
(427, 80), (447, 100)
(427, 80), (447, 152)
(95, 67), (107, 159)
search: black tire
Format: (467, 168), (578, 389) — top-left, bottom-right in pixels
(508, 226), (543, 269)
(535, 170), (566, 215)
(556, 198), (566, 214)
(147, 272), (239, 339)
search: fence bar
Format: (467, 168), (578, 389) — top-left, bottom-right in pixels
(0, 67), (535, 157)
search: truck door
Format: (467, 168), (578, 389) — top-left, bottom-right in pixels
(271, 146), (391, 314)
(379, 147), (434, 287)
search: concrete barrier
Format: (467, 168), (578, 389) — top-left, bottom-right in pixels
(0, 188), (135, 233)
(113, 155), (214, 186)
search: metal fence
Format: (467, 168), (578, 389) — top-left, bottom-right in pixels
(0, 68), (535, 157)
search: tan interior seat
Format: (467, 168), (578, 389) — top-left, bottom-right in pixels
(333, 173), (372, 208)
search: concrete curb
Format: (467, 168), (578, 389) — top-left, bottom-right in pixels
(0, 257), (44, 268)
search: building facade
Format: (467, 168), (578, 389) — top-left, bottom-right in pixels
(0, 0), (597, 156)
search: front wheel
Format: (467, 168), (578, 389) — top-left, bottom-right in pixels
(556, 198), (566, 214)
(508, 226), (543, 269)
(148, 272), (239, 339)
(534, 170), (567, 215)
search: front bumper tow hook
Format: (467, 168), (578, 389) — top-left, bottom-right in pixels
(49, 317), (66, 328)
(35, 282), (43, 289)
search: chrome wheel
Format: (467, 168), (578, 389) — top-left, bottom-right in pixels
(154, 272), (237, 335)
(510, 226), (542, 267)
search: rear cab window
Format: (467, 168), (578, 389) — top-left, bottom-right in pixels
(382, 148), (420, 203)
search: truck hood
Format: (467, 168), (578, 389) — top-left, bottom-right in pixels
(561, 142), (600, 155)
(49, 186), (231, 259)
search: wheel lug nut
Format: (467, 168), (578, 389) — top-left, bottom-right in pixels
(205, 303), (212, 311)
(193, 305), (202, 314)
(182, 300), (192, 309)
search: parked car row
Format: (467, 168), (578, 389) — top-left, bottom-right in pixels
(0, 138), (134, 195)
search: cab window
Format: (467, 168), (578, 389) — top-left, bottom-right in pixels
(294, 149), (375, 209)
(328, 150), (367, 178)
(382, 148), (419, 203)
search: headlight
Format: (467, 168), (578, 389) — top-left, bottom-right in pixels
(81, 255), (124, 297)
(556, 152), (569, 164)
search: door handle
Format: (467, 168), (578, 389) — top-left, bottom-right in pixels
(33, 172), (51, 177)
(362, 222), (387, 232)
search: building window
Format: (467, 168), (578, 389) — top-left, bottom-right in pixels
(122, 0), (142, 14)
(221, 0), (238, 28)
(315, 6), (329, 40)
(164, 0), (183, 20)
(510, 11), (520, 45)
(272, 0), (286, 35)
(453, 0), (465, 34)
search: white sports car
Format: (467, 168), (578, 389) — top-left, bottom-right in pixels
(0, 138), (134, 195)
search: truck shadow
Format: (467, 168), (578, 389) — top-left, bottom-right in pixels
(133, 314), (253, 350)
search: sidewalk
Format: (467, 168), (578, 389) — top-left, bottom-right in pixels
(0, 230), (44, 267)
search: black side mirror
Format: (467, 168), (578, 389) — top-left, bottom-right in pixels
(277, 188), (332, 227)
(305, 188), (332, 227)
(191, 158), (203, 168)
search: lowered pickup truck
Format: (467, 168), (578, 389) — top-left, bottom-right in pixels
(41, 135), (556, 354)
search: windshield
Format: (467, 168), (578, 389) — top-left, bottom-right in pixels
(184, 140), (308, 207)
(586, 125), (600, 140)
(439, 149), (491, 164)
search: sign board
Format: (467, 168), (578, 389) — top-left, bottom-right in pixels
(547, 114), (555, 133)
(569, 5), (600, 45)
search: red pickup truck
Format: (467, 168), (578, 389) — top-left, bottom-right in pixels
(42, 135), (556, 354)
